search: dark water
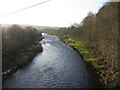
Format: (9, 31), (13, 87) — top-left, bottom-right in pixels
(3, 34), (99, 88)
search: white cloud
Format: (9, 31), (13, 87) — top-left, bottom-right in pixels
(0, 0), (109, 27)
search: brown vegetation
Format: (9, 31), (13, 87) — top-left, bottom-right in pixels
(2, 25), (43, 81)
(46, 2), (120, 87)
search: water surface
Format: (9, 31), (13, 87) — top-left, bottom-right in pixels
(3, 34), (99, 88)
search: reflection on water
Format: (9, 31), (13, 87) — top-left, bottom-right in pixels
(3, 34), (98, 88)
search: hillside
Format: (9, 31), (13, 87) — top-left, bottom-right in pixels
(46, 2), (120, 87)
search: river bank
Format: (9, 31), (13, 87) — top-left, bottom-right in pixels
(58, 35), (104, 87)
(3, 34), (101, 88)
(2, 43), (43, 82)
(2, 25), (44, 82)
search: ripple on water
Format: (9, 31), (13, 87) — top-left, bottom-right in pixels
(3, 35), (99, 88)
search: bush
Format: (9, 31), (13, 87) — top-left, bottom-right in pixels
(2, 25), (43, 72)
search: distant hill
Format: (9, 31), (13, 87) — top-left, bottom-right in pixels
(1, 24), (61, 31)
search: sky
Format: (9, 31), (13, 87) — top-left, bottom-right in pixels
(0, 0), (109, 27)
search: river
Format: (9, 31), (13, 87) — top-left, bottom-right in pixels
(3, 34), (100, 88)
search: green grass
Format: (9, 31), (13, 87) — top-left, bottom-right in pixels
(62, 35), (120, 87)
(63, 35), (104, 69)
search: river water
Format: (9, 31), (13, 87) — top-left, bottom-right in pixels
(3, 34), (99, 88)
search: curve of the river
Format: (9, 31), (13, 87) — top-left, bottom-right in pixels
(3, 34), (100, 88)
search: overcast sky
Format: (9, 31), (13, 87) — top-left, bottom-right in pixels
(0, 0), (109, 27)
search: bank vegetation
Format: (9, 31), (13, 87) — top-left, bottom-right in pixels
(2, 25), (43, 81)
(46, 2), (120, 87)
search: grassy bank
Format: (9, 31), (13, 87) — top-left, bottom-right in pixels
(60, 35), (119, 88)
(62, 35), (104, 69)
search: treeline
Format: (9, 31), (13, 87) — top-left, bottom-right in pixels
(2, 25), (43, 80)
(47, 2), (120, 87)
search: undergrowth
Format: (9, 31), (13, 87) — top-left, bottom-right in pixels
(62, 35), (120, 88)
